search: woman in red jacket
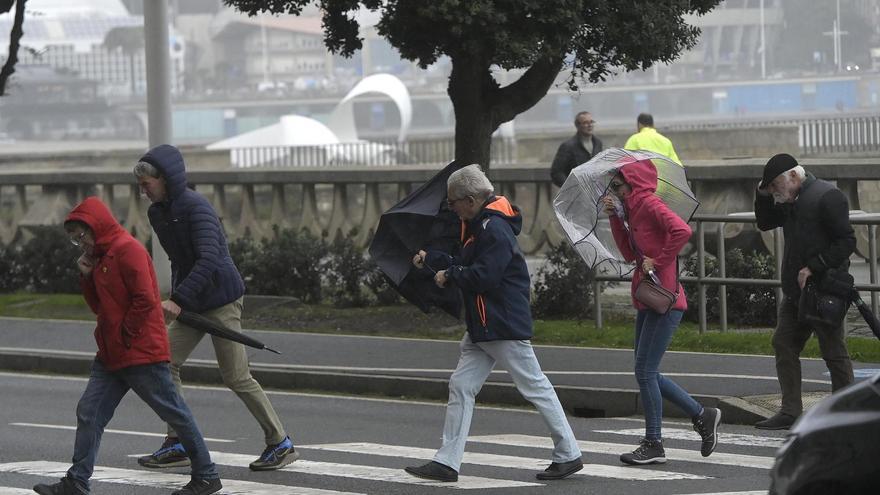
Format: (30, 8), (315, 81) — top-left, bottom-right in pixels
(603, 160), (721, 466)
(32, 197), (221, 495)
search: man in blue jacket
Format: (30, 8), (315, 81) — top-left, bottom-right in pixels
(133, 144), (295, 471)
(404, 164), (583, 482)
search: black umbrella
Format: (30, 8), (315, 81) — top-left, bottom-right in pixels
(369, 160), (464, 318)
(177, 310), (282, 354)
(851, 291), (880, 340)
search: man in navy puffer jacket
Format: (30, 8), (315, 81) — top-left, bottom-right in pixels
(404, 164), (583, 483)
(133, 144), (296, 472)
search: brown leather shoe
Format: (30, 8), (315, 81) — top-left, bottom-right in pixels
(755, 412), (796, 430)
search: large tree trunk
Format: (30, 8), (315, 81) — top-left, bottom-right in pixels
(448, 52), (565, 170)
(448, 53), (494, 168)
(0, 0), (26, 96)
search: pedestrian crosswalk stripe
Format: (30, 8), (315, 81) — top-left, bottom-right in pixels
(676, 492), (767, 495)
(0, 488), (36, 494)
(9, 422), (235, 443)
(0, 461), (363, 495)
(593, 428), (784, 449)
(469, 434), (774, 470)
(205, 452), (542, 490)
(302, 442), (710, 481)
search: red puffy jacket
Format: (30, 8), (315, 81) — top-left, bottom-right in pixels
(67, 197), (170, 371)
(609, 160), (691, 312)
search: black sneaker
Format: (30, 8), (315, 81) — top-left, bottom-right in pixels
(137, 436), (191, 468)
(33, 477), (89, 495)
(620, 438), (666, 465)
(692, 407), (721, 457)
(171, 477), (221, 495)
(755, 412), (796, 430)
(249, 436), (299, 471)
(535, 458), (584, 480)
(404, 461), (458, 482)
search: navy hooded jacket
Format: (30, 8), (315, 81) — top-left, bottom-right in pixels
(140, 144), (245, 312)
(425, 196), (533, 342)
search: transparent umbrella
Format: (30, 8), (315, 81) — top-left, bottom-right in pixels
(553, 148), (699, 276)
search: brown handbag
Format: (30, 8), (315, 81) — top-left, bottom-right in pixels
(625, 222), (679, 315)
(634, 273), (677, 315)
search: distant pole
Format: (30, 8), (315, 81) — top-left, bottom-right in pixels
(143, 0), (172, 292)
(759, 0), (766, 79)
(260, 15), (270, 85)
(836, 0), (842, 72)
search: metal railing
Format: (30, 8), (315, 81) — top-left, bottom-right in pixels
(226, 137), (517, 168)
(592, 212), (880, 333)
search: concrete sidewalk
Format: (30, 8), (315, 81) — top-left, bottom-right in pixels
(2, 316), (877, 425)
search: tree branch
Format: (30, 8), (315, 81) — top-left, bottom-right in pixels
(490, 54), (564, 128)
(0, 0), (26, 97)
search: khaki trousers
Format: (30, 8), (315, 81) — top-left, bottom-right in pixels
(166, 297), (286, 445)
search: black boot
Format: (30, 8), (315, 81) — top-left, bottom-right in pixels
(755, 412), (796, 430)
(404, 461), (458, 482)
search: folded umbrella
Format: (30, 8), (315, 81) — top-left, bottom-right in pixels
(851, 291), (880, 340)
(368, 160), (464, 319)
(177, 310), (281, 354)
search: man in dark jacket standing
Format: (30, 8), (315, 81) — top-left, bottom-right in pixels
(550, 111), (603, 187)
(133, 144), (295, 471)
(754, 153), (855, 430)
(33, 197), (221, 495)
(404, 165), (583, 483)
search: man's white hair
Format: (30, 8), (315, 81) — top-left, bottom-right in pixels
(447, 164), (494, 201)
(790, 165), (806, 180)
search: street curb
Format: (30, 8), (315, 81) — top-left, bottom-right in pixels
(0, 349), (770, 425)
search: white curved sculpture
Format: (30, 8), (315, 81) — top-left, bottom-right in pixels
(327, 73), (412, 143)
(207, 115), (340, 167)
(206, 73), (413, 167)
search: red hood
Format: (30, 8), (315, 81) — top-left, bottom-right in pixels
(66, 197), (127, 256)
(618, 159), (657, 213)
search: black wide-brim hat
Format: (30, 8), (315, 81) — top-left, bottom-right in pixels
(759, 153), (799, 190)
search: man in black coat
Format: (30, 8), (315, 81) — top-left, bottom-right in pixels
(754, 153), (855, 430)
(550, 111), (603, 187)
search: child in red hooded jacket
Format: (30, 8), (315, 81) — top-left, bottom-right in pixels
(32, 197), (221, 495)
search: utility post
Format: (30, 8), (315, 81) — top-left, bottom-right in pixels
(143, 0), (173, 292)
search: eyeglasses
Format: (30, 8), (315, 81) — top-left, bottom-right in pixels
(609, 181), (626, 191)
(447, 196), (468, 208)
(69, 231), (87, 247)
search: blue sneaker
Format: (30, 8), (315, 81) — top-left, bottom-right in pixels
(249, 436), (298, 471)
(137, 436), (191, 468)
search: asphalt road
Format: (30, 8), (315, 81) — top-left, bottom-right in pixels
(3, 316), (878, 399)
(0, 370), (779, 495)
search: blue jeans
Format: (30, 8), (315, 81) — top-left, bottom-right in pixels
(634, 310), (702, 440)
(433, 334), (581, 472)
(68, 360), (218, 489)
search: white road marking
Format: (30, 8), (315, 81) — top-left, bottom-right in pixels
(470, 434), (774, 470)
(0, 488), (36, 494)
(205, 451), (542, 490)
(0, 348), (832, 384)
(302, 442), (709, 481)
(0, 461), (362, 495)
(9, 422), (234, 443)
(593, 428), (784, 449)
(676, 492), (767, 495)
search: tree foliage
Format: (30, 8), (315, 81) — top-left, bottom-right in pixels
(225, 0), (720, 166)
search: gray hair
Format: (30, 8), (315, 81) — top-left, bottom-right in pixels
(133, 161), (162, 179)
(791, 165), (806, 180)
(447, 164), (494, 201)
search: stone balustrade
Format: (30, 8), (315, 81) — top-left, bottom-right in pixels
(2, 158), (880, 258)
